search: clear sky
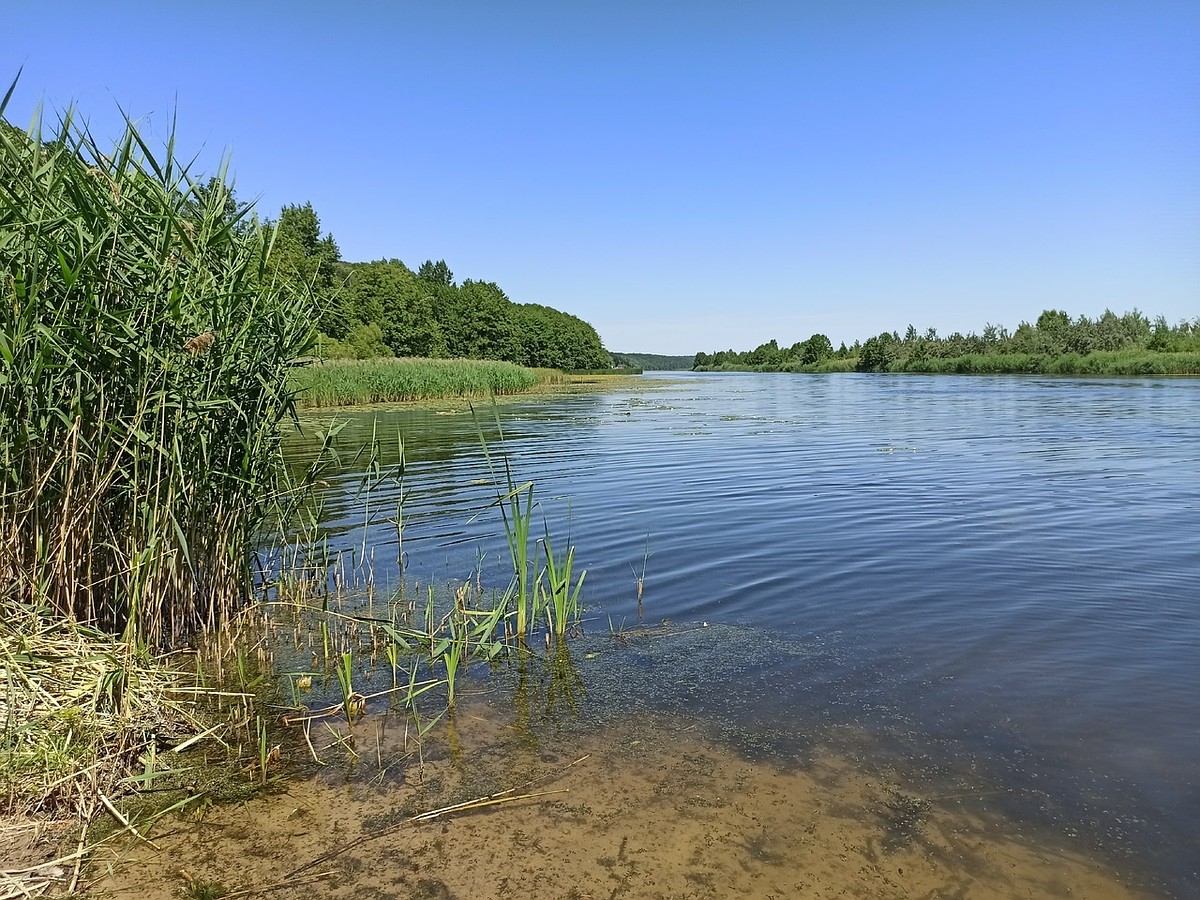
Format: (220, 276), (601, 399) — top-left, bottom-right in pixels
(5, 1), (1198, 354)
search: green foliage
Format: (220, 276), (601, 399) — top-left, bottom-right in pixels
(513, 302), (612, 370)
(798, 333), (833, 365)
(856, 332), (901, 372)
(417, 258), (454, 286)
(266, 202), (344, 337)
(610, 352), (692, 370)
(0, 96), (314, 644)
(540, 536), (585, 636)
(695, 309), (1200, 376)
(471, 408), (586, 644)
(292, 245), (610, 370)
(291, 357), (542, 407)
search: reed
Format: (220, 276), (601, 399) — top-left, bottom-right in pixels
(291, 357), (543, 408)
(539, 536), (585, 636)
(0, 85), (315, 647)
(471, 408), (541, 641)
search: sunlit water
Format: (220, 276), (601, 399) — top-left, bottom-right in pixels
(284, 372), (1200, 897)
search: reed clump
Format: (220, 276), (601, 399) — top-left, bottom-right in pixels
(291, 357), (543, 408)
(0, 87), (315, 647)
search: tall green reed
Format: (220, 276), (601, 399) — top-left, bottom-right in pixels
(470, 405), (587, 643)
(291, 357), (542, 408)
(539, 536), (585, 636)
(0, 84), (315, 646)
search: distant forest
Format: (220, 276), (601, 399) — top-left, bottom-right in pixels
(694, 309), (1200, 375)
(265, 203), (611, 371)
(610, 352), (695, 370)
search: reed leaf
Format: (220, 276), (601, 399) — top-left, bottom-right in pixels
(1, 99), (316, 646)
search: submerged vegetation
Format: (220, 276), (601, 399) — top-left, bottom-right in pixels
(695, 308), (1200, 376)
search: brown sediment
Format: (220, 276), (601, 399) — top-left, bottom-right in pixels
(89, 699), (1152, 900)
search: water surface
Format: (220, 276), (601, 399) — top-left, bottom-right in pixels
(283, 372), (1200, 897)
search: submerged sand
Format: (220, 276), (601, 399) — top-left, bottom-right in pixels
(90, 695), (1151, 900)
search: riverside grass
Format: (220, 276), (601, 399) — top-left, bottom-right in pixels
(291, 357), (544, 408)
(0, 91), (314, 647)
(0, 78), (313, 888)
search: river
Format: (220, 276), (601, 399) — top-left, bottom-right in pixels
(275, 371), (1199, 897)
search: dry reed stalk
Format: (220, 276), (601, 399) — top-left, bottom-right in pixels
(408, 788), (569, 823)
(285, 754), (591, 878)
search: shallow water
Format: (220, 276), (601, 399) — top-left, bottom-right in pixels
(115, 372), (1198, 897)
(96, 658), (1152, 900)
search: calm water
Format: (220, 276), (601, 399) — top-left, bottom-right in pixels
(285, 373), (1200, 896)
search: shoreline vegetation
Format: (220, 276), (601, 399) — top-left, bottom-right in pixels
(290, 358), (647, 409)
(694, 310), (1200, 376)
(0, 80), (1182, 898)
(1, 86), (317, 891)
(292, 357), (544, 407)
(0, 83), (616, 896)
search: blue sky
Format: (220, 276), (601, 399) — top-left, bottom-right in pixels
(5, 1), (1198, 354)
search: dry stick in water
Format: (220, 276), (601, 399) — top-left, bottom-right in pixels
(408, 788), (568, 824)
(206, 870), (336, 899)
(285, 754), (591, 879)
(99, 793), (162, 851)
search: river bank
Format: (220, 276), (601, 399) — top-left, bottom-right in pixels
(90, 635), (1157, 900)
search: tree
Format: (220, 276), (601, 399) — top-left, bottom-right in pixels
(268, 202), (345, 337)
(856, 332), (899, 372)
(514, 303), (610, 369)
(451, 280), (520, 360)
(800, 333), (833, 365)
(1034, 309), (1071, 354)
(745, 339), (780, 367)
(417, 259), (454, 287)
(342, 259), (446, 357)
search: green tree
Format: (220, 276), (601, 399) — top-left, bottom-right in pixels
(514, 303), (610, 369)
(268, 202), (345, 337)
(800, 333), (833, 365)
(343, 259), (446, 357)
(856, 332), (900, 372)
(1034, 309), (1071, 354)
(417, 259), (455, 287)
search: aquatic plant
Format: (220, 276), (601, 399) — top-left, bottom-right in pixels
(632, 538), (651, 623)
(335, 651), (358, 724)
(291, 357), (543, 408)
(540, 536), (585, 637)
(439, 609), (465, 707)
(0, 81), (315, 647)
(472, 405), (590, 644)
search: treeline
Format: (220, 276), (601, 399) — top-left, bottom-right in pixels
(694, 309), (1200, 375)
(610, 352), (695, 370)
(265, 203), (611, 370)
(694, 333), (847, 371)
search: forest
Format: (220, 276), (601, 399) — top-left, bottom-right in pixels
(264, 203), (611, 371)
(694, 308), (1200, 375)
(609, 351), (695, 370)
